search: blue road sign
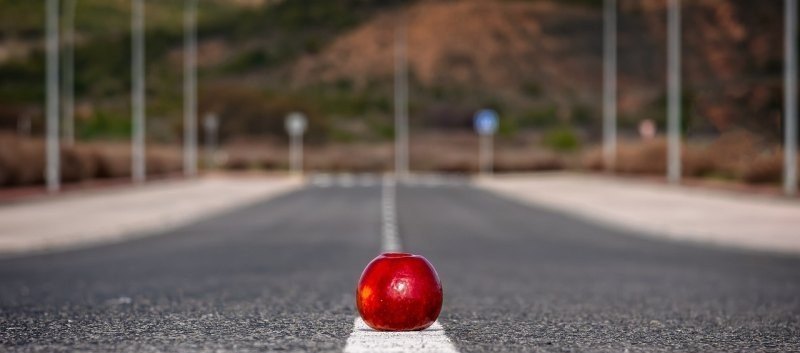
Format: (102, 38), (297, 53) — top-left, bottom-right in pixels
(474, 109), (499, 135)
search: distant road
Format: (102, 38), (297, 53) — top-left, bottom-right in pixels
(1, 176), (798, 352)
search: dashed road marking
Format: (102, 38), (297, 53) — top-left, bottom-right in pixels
(380, 175), (401, 252)
(342, 175), (460, 353)
(343, 317), (459, 353)
(309, 173), (467, 189)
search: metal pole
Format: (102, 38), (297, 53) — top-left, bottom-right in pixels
(479, 134), (493, 176)
(45, 0), (60, 193)
(667, 0), (682, 184)
(289, 135), (297, 174)
(394, 18), (409, 178)
(602, 0), (617, 172)
(786, 0), (798, 196)
(288, 134), (303, 175)
(131, 0), (146, 184)
(183, 0), (198, 177)
(203, 113), (218, 169)
(62, 0), (77, 146)
(297, 134), (304, 175)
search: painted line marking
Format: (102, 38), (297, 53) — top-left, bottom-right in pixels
(381, 175), (402, 252)
(310, 173), (469, 189)
(344, 317), (459, 353)
(342, 175), (460, 353)
(310, 174), (334, 188)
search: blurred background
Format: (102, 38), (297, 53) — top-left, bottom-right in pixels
(0, 0), (797, 189)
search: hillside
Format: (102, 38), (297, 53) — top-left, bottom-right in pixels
(0, 0), (792, 145)
(282, 0), (786, 139)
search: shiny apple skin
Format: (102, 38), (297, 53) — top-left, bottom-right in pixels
(356, 252), (443, 331)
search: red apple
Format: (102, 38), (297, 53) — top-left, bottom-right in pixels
(356, 252), (443, 331)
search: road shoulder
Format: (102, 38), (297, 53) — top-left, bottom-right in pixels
(476, 172), (800, 255)
(0, 175), (302, 256)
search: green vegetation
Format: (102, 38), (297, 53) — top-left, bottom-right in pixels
(77, 110), (132, 140)
(0, 0), (405, 142)
(517, 105), (559, 128)
(542, 126), (580, 152)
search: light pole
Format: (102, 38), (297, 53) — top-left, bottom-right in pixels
(184, 0), (198, 177)
(45, 0), (60, 192)
(62, 0), (77, 146)
(131, 0), (146, 184)
(785, 0), (798, 196)
(666, 0), (682, 184)
(394, 18), (409, 178)
(602, 0), (617, 172)
(61, 0), (78, 146)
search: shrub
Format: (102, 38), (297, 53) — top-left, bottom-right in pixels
(542, 126), (580, 152)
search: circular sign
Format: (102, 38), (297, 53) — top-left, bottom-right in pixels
(638, 118), (656, 140)
(474, 109), (499, 135)
(285, 112), (308, 136)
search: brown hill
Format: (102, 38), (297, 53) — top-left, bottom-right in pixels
(286, 0), (786, 138)
(290, 1), (602, 112)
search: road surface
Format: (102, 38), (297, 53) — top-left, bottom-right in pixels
(1, 177), (799, 352)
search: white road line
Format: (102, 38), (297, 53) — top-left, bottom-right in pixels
(310, 174), (333, 188)
(359, 174), (377, 187)
(381, 176), (402, 252)
(342, 175), (460, 353)
(339, 174), (356, 188)
(344, 318), (459, 353)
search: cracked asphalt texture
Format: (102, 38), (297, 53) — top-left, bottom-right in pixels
(1, 181), (799, 352)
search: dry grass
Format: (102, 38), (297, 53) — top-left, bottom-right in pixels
(219, 133), (566, 174)
(3, 130), (796, 189)
(0, 133), (181, 187)
(582, 130), (799, 186)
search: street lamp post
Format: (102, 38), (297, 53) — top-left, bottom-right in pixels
(62, 0), (77, 146)
(45, 0), (60, 192)
(666, 0), (682, 184)
(184, 0), (198, 177)
(602, 0), (617, 172)
(131, 0), (146, 184)
(785, 0), (798, 196)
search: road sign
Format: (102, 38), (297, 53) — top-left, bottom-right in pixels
(285, 112), (307, 137)
(474, 109), (499, 136)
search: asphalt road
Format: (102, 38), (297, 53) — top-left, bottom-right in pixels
(1, 180), (799, 352)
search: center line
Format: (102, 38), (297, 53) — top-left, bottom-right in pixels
(342, 175), (460, 353)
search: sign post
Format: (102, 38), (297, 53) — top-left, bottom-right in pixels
(203, 113), (219, 169)
(285, 112), (308, 175)
(474, 109), (499, 176)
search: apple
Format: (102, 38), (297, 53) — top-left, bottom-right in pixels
(356, 252), (443, 331)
